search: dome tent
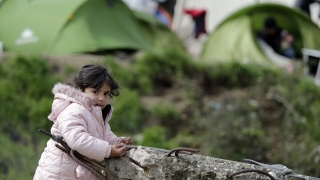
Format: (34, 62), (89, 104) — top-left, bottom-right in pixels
(0, 0), (153, 55)
(201, 3), (320, 67)
(133, 10), (185, 51)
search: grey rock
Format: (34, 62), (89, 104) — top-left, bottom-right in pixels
(104, 146), (284, 180)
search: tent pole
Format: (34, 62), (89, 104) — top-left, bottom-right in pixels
(172, 0), (187, 32)
(315, 59), (320, 86)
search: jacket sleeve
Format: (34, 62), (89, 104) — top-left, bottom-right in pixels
(105, 123), (124, 145)
(58, 107), (112, 161)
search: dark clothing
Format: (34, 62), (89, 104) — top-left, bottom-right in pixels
(159, 0), (176, 16)
(295, 0), (320, 17)
(184, 9), (207, 39)
(259, 16), (296, 59)
(283, 47), (296, 59)
(258, 28), (283, 54)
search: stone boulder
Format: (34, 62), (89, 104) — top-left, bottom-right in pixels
(105, 146), (284, 180)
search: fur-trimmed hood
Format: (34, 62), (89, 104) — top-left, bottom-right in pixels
(51, 82), (93, 109)
(48, 83), (114, 122)
(48, 83), (94, 122)
(48, 83), (114, 123)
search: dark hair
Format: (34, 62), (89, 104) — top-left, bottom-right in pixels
(72, 64), (120, 98)
(264, 17), (277, 29)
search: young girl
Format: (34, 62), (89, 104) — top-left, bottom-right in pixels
(34, 64), (133, 180)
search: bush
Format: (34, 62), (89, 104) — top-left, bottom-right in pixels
(0, 131), (45, 180)
(151, 103), (182, 137)
(2, 52), (320, 178)
(205, 61), (263, 88)
(134, 47), (196, 94)
(109, 89), (143, 134)
(0, 55), (62, 179)
(140, 126), (167, 149)
(104, 56), (135, 88)
(204, 99), (268, 162)
(7, 56), (58, 98)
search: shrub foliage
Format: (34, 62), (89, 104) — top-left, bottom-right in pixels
(1, 50), (320, 179)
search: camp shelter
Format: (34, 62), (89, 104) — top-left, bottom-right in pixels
(133, 11), (185, 51)
(201, 3), (320, 67)
(0, 0), (153, 55)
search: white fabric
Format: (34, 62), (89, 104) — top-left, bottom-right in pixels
(257, 38), (293, 68)
(122, 0), (158, 15)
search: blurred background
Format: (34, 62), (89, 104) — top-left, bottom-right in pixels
(1, 0), (320, 179)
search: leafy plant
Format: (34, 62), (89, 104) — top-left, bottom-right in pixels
(109, 89), (143, 134)
(104, 56), (135, 88)
(134, 47), (196, 94)
(140, 126), (167, 149)
(0, 55), (62, 179)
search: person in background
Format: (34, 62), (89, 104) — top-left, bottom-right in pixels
(295, 0), (320, 18)
(258, 17), (296, 59)
(34, 64), (133, 180)
(280, 30), (295, 59)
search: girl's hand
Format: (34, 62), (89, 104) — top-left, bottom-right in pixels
(110, 144), (128, 157)
(120, 137), (133, 145)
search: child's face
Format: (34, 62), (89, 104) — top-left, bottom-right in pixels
(84, 82), (111, 109)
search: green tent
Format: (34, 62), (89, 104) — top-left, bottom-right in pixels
(0, 0), (153, 55)
(133, 11), (185, 51)
(201, 3), (320, 66)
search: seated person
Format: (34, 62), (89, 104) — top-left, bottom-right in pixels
(258, 17), (296, 59)
(280, 30), (295, 59)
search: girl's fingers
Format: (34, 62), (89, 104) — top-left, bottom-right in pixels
(120, 147), (129, 156)
(124, 137), (133, 145)
(116, 144), (124, 148)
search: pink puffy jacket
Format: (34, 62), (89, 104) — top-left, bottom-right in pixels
(33, 83), (123, 180)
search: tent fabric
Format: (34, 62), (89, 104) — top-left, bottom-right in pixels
(0, 0), (153, 55)
(133, 11), (185, 51)
(201, 3), (320, 67)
